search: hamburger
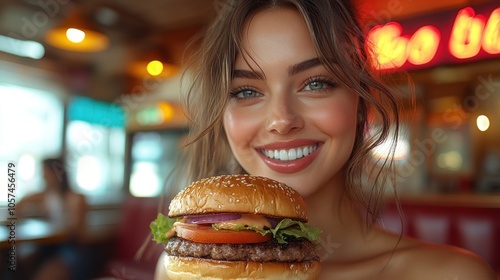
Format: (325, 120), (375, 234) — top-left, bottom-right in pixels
(150, 174), (322, 279)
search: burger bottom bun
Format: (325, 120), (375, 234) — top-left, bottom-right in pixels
(164, 255), (321, 280)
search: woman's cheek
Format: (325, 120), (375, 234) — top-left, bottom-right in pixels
(309, 101), (358, 135)
(224, 107), (260, 147)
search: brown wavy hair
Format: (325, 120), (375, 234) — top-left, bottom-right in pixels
(172, 0), (408, 223)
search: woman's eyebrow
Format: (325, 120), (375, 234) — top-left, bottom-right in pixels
(232, 57), (322, 80)
(233, 69), (264, 80)
(288, 58), (322, 75)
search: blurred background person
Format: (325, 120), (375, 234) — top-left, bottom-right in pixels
(17, 158), (88, 280)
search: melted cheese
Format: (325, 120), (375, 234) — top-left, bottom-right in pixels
(214, 214), (271, 230)
(167, 218), (186, 238)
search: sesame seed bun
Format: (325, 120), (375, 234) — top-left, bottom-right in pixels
(168, 174), (308, 221)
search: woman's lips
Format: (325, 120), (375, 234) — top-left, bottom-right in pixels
(256, 141), (322, 173)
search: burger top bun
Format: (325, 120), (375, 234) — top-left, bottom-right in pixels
(168, 174), (308, 221)
(165, 255), (321, 280)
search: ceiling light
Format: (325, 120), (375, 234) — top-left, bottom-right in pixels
(477, 115), (490, 132)
(128, 46), (178, 79)
(45, 8), (109, 52)
(147, 60), (164, 76)
(66, 28), (86, 43)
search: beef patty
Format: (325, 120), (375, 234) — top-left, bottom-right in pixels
(165, 237), (319, 263)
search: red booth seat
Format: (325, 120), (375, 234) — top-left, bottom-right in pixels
(380, 200), (500, 272)
(99, 195), (165, 280)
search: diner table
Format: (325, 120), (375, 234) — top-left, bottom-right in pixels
(0, 218), (68, 278)
(0, 218), (68, 250)
(0, 208), (122, 250)
(0, 209), (121, 278)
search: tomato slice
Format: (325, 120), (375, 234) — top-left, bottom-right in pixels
(175, 223), (271, 244)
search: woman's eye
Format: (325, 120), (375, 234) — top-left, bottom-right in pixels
(303, 78), (338, 92)
(230, 89), (261, 99)
(305, 81), (326, 91)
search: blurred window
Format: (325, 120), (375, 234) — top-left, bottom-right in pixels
(66, 97), (126, 204)
(128, 129), (187, 197)
(0, 83), (64, 205)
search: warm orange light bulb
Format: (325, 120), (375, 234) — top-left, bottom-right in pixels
(158, 102), (174, 122)
(66, 28), (85, 43)
(477, 115), (490, 131)
(147, 60), (164, 76)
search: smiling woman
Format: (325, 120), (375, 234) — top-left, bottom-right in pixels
(154, 0), (497, 279)
(224, 8), (358, 196)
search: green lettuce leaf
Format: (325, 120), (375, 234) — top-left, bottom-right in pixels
(150, 213), (178, 244)
(213, 218), (321, 244)
(268, 218), (322, 244)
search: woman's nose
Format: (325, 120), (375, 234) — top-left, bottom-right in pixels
(265, 99), (304, 135)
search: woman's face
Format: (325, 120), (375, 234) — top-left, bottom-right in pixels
(223, 7), (359, 197)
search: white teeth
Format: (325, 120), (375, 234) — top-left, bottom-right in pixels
(303, 146), (309, 156)
(296, 148), (303, 158)
(266, 150), (274, 159)
(279, 150), (288, 160)
(262, 145), (317, 161)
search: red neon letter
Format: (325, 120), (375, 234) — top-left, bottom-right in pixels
(367, 22), (409, 69)
(449, 7), (486, 59)
(483, 8), (500, 54)
(407, 26), (440, 65)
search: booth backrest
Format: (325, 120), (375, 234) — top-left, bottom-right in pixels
(381, 202), (500, 271)
(114, 195), (165, 271)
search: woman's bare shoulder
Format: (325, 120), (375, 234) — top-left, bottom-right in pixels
(393, 238), (496, 280)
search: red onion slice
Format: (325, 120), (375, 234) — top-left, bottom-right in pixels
(266, 217), (282, 228)
(185, 213), (242, 224)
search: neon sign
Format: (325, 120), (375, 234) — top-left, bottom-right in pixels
(368, 4), (500, 70)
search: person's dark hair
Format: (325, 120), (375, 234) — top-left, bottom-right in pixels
(42, 158), (71, 193)
(176, 0), (408, 224)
